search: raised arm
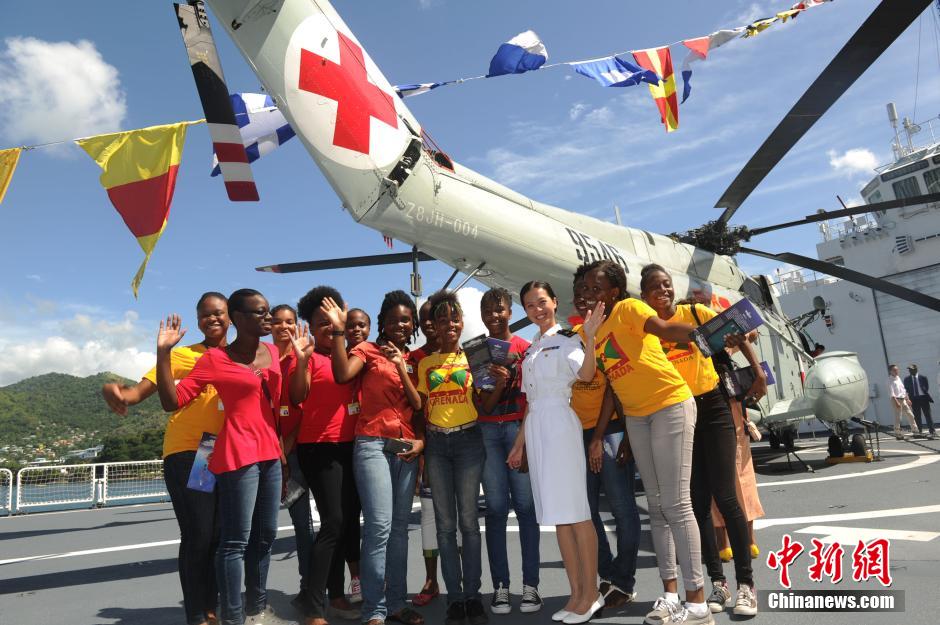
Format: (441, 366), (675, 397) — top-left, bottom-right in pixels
(102, 379), (157, 416)
(155, 315), (187, 412)
(576, 301), (605, 382)
(727, 333), (768, 400)
(643, 314), (698, 344)
(288, 324), (315, 406)
(381, 342), (422, 411)
(321, 297), (365, 383)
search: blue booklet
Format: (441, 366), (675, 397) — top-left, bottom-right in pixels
(462, 334), (512, 390)
(186, 432), (217, 493)
(691, 298), (764, 357)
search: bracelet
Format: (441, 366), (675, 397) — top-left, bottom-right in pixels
(331, 330), (345, 336)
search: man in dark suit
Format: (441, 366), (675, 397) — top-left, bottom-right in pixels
(904, 364), (936, 438)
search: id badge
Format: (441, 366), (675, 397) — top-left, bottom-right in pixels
(279, 406), (290, 418)
(348, 401), (361, 415)
(217, 400), (225, 411)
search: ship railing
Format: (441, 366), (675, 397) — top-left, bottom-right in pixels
(6, 460), (168, 515)
(0, 468), (12, 515)
(102, 460), (166, 503)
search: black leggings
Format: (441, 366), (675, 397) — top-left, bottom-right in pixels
(297, 441), (362, 618)
(690, 388), (753, 587)
(163, 450), (220, 625)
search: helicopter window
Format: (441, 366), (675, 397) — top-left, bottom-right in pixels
(925, 168), (940, 194)
(891, 176), (922, 199)
(740, 277), (769, 308)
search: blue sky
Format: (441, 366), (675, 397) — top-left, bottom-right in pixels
(0, 0), (938, 385)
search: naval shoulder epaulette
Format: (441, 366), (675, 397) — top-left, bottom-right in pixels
(557, 329), (577, 337)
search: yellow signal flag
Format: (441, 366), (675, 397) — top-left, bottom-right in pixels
(76, 122), (192, 297)
(0, 148), (22, 205)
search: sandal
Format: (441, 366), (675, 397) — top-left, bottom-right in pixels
(388, 607), (424, 625)
(412, 586), (439, 607)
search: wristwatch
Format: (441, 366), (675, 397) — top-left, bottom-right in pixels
(331, 330), (345, 337)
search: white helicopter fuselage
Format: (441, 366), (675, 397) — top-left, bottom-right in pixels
(206, 0), (868, 432)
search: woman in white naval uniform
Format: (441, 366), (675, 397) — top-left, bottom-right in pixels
(508, 281), (605, 625)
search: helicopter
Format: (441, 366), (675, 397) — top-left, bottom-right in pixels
(179, 0), (940, 458)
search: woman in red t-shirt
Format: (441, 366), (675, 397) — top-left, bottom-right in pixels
(321, 290), (425, 625)
(156, 289), (288, 625)
(286, 287), (363, 625)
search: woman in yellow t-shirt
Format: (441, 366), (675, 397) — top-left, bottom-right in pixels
(579, 260), (710, 625)
(101, 292), (228, 625)
(415, 290), (487, 625)
(641, 264), (767, 618)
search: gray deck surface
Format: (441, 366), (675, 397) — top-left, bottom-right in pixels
(1, 433), (938, 625)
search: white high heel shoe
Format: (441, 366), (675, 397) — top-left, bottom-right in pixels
(551, 609), (571, 622)
(562, 595), (604, 624)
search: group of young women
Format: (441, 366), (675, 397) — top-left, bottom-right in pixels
(102, 258), (767, 625)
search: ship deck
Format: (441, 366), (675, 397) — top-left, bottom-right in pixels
(2, 433), (939, 625)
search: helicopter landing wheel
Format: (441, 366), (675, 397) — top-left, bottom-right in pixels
(850, 433), (867, 457)
(828, 434), (845, 458)
(768, 431), (781, 450)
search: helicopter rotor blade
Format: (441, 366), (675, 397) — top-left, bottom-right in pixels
(715, 0), (934, 225)
(748, 192), (940, 237)
(256, 251), (435, 273)
(509, 318), (533, 333)
(738, 246), (940, 312)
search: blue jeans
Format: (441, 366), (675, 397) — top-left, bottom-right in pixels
(480, 420), (540, 589)
(286, 450), (314, 592)
(353, 436), (419, 622)
(215, 459), (281, 625)
(425, 426), (485, 604)
(583, 427), (640, 593)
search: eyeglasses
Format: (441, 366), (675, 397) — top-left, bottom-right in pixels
(239, 308), (271, 318)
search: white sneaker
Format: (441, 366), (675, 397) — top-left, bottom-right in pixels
(520, 585), (543, 613)
(245, 605), (297, 625)
(645, 597), (681, 625)
(491, 583), (511, 614)
(733, 584), (758, 616)
(348, 576), (362, 604)
(667, 605), (714, 624)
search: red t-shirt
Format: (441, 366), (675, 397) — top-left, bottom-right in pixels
(349, 341), (416, 439)
(298, 351), (359, 443)
(278, 352), (303, 444)
(477, 335), (530, 423)
(175, 342), (282, 474)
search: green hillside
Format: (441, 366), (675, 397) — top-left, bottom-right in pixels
(0, 372), (169, 466)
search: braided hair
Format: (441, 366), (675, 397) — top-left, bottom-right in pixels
(377, 290), (419, 344)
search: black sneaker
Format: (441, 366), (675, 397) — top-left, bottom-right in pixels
(466, 598), (489, 625)
(490, 583), (511, 614)
(445, 601), (467, 625)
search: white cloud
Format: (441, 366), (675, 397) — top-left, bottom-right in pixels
(569, 102), (588, 121)
(0, 337), (154, 387)
(0, 309), (155, 386)
(828, 148), (878, 176)
(414, 286), (490, 347)
(0, 37), (126, 148)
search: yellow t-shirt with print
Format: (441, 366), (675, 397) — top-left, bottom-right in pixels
(417, 351), (478, 428)
(142, 343), (225, 458)
(661, 304), (720, 396)
(593, 298), (691, 417)
(571, 324), (609, 429)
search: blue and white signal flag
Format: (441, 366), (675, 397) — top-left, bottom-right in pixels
(570, 55), (659, 88)
(487, 30), (548, 77)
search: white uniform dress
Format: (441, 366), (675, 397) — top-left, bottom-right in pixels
(521, 324), (592, 525)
